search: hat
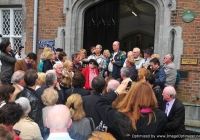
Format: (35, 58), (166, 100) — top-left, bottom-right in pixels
(143, 48), (153, 55)
(89, 59), (98, 67)
(55, 48), (63, 52)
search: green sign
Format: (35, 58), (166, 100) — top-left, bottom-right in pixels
(182, 10), (195, 23)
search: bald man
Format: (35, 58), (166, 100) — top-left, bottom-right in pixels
(162, 86), (185, 136)
(106, 79), (120, 92)
(46, 105), (73, 140)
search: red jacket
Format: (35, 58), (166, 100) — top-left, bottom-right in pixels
(82, 66), (99, 90)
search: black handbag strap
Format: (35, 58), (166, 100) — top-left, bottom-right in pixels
(87, 117), (94, 131)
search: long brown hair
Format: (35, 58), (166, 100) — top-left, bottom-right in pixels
(115, 82), (157, 131)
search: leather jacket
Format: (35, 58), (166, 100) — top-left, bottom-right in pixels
(16, 87), (45, 134)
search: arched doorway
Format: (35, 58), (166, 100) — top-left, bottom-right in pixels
(83, 0), (155, 54)
(64, 0), (183, 69)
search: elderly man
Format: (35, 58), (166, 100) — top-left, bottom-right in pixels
(120, 67), (132, 83)
(53, 62), (63, 82)
(163, 54), (177, 87)
(72, 52), (82, 73)
(10, 70), (25, 102)
(36, 70), (64, 104)
(162, 86), (185, 135)
(106, 79), (120, 92)
(107, 41), (126, 80)
(14, 53), (37, 72)
(132, 47), (145, 70)
(46, 105), (73, 140)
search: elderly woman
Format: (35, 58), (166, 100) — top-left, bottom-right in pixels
(42, 51), (56, 73)
(96, 81), (167, 140)
(0, 40), (16, 84)
(36, 72), (46, 90)
(0, 84), (15, 108)
(13, 97), (43, 140)
(62, 60), (74, 77)
(41, 88), (59, 139)
(82, 59), (99, 90)
(66, 94), (95, 140)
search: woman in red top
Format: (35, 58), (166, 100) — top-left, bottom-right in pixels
(82, 59), (99, 90)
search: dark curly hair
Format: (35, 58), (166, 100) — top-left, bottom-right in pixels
(0, 40), (10, 53)
(58, 52), (67, 61)
(0, 84), (15, 103)
(72, 72), (85, 88)
(24, 69), (38, 86)
(0, 102), (23, 125)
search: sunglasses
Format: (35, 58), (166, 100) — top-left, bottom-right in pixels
(89, 62), (95, 65)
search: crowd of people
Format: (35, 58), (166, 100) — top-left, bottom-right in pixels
(0, 39), (185, 140)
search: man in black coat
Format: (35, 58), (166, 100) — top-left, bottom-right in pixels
(36, 70), (64, 105)
(162, 86), (186, 135)
(82, 76), (105, 127)
(16, 69), (45, 135)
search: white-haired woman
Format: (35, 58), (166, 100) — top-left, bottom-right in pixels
(13, 97), (43, 140)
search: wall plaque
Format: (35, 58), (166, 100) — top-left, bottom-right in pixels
(181, 58), (198, 65)
(182, 10), (195, 23)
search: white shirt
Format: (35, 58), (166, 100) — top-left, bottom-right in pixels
(134, 57), (145, 70)
(165, 99), (175, 116)
(16, 84), (24, 90)
(47, 133), (73, 140)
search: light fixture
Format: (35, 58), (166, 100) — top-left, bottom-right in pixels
(132, 11), (137, 16)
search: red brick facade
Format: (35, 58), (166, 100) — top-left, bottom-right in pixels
(171, 0), (200, 103)
(25, 0), (66, 63)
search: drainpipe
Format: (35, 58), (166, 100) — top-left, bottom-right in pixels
(33, 0), (38, 53)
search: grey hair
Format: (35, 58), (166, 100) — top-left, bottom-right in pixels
(53, 62), (63, 70)
(133, 47), (140, 53)
(96, 44), (102, 49)
(107, 80), (120, 92)
(15, 97), (31, 117)
(168, 54), (174, 61)
(46, 72), (57, 85)
(120, 67), (130, 78)
(11, 70), (25, 84)
(71, 52), (80, 60)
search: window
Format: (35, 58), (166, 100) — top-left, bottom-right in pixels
(0, 8), (22, 51)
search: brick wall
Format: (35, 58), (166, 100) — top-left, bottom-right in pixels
(171, 0), (200, 103)
(25, 0), (66, 64)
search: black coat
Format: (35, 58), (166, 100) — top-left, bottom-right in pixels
(162, 99), (186, 135)
(96, 92), (167, 140)
(153, 85), (163, 110)
(82, 93), (102, 127)
(16, 87), (44, 133)
(42, 60), (55, 73)
(65, 87), (90, 100)
(36, 85), (64, 105)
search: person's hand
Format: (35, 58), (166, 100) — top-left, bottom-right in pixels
(115, 79), (129, 95)
(111, 59), (115, 64)
(56, 82), (61, 90)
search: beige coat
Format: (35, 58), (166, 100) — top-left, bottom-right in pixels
(13, 117), (43, 140)
(10, 84), (22, 102)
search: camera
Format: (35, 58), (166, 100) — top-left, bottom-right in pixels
(126, 81), (132, 91)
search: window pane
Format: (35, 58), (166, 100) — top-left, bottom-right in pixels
(14, 10), (22, 35)
(2, 10), (10, 35)
(13, 38), (22, 51)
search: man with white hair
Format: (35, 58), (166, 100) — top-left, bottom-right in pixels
(106, 79), (120, 92)
(46, 105), (73, 140)
(120, 67), (132, 82)
(10, 70), (25, 102)
(132, 47), (145, 70)
(53, 62), (63, 82)
(162, 86), (185, 135)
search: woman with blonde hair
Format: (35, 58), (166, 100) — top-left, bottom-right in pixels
(42, 51), (56, 73)
(66, 94), (95, 140)
(59, 73), (72, 100)
(62, 60), (74, 77)
(138, 67), (150, 81)
(79, 48), (87, 60)
(35, 72), (46, 90)
(96, 81), (167, 140)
